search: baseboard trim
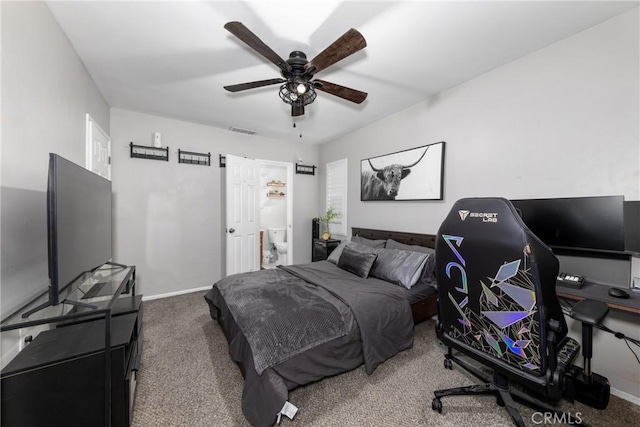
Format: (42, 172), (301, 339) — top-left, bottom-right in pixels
(142, 286), (211, 302)
(611, 387), (640, 406)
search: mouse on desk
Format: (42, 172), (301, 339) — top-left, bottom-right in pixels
(608, 287), (630, 299)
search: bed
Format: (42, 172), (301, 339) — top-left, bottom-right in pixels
(204, 228), (438, 426)
(352, 228), (438, 323)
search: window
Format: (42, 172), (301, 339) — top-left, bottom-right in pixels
(326, 158), (348, 236)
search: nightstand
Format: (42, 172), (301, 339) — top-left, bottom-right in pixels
(312, 238), (341, 262)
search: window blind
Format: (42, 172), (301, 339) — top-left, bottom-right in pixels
(326, 158), (348, 236)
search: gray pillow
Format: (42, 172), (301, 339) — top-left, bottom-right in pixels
(337, 246), (378, 278)
(351, 235), (386, 249)
(327, 240), (379, 264)
(370, 248), (429, 289)
(386, 239), (436, 283)
(327, 240), (350, 264)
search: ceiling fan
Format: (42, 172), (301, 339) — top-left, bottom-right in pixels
(223, 21), (368, 117)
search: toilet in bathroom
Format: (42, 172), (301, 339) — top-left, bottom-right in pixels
(268, 228), (287, 263)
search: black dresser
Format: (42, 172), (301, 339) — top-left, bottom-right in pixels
(1, 296), (142, 427)
(312, 238), (341, 262)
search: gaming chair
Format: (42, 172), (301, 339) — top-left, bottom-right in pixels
(432, 198), (610, 426)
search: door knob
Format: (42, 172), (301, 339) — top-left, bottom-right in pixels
(229, 228), (235, 234)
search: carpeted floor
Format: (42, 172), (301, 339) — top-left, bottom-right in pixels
(131, 291), (640, 426)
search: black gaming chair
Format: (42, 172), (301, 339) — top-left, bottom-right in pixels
(432, 198), (610, 426)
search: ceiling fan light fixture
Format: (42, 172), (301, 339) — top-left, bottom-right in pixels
(279, 83), (317, 107)
(296, 82), (307, 94)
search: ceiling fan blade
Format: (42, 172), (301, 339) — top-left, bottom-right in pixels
(306, 28), (366, 75)
(292, 103), (305, 117)
(313, 80), (367, 104)
(224, 22), (292, 74)
(224, 78), (285, 92)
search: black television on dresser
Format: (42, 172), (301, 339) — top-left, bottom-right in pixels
(46, 153), (112, 306)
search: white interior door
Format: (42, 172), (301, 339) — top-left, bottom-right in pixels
(85, 114), (111, 179)
(226, 154), (260, 275)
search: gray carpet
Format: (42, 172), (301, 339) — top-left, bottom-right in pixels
(132, 291), (640, 426)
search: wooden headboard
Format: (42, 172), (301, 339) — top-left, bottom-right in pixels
(351, 227), (437, 249)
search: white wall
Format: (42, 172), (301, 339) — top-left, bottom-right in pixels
(318, 9), (640, 400)
(0, 1), (110, 365)
(319, 9), (639, 235)
(110, 108), (318, 298)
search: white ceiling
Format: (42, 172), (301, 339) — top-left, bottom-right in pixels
(46, 1), (638, 145)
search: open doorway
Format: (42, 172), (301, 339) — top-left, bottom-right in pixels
(256, 159), (293, 268)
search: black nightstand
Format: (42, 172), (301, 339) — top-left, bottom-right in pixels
(312, 238), (341, 262)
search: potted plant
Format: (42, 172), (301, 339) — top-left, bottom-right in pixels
(318, 206), (340, 240)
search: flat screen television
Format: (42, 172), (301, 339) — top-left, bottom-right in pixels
(47, 153), (112, 305)
(510, 196), (625, 252)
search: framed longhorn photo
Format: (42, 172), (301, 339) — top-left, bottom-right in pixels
(360, 141), (445, 201)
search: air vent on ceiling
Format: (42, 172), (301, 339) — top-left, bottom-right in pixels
(228, 126), (257, 136)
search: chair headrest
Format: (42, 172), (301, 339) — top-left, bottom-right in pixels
(439, 197), (530, 240)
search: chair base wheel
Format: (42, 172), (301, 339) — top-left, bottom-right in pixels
(432, 398), (443, 413)
(444, 358), (453, 370)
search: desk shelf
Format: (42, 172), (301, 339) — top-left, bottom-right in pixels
(557, 281), (640, 316)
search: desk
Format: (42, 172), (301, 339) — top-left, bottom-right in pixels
(557, 281), (640, 316)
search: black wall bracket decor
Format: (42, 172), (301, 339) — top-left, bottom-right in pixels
(220, 155), (311, 173)
(296, 163), (316, 175)
(178, 149), (211, 166)
(130, 142), (169, 161)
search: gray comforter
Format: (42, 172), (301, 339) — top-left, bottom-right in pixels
(216, 268), (348, 375)
(204, 261), (414, 426)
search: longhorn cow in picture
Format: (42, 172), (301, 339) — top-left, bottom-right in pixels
(360, 142), (445, 201)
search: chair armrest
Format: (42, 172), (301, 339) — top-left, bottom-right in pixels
(570, 299), (609, 326)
